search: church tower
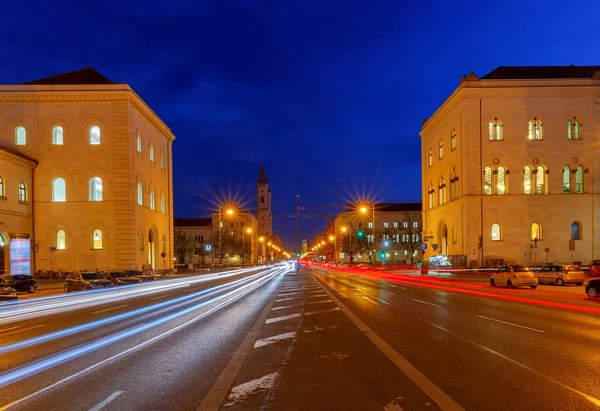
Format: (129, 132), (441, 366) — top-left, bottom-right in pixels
(256, 165), (273, 235)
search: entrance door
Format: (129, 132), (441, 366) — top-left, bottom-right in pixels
(148, 230), (155, 269)
(441, 224), (448, 255)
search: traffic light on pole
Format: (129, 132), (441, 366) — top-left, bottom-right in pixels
(357, 229), (364, 238)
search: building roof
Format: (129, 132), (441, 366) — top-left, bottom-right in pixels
(23, 67), (115, 85)
(482, 65), (600, 80)
(257, 165), (268, 184)
(0, 144), (38, 165)
(174, 218), (212, 227)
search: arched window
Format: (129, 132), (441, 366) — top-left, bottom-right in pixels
(488, 120), (502, 140)
(92, 229), (103, 249)
(89, 177), (103, 201)
(568, 119), (581, 140)
(150, 145), (154, 162)
(484, 167), (492, 195)
(160, 153), (165, 170)
(535, 166), (546, 194)
(15, 126), (26, 145)
(149, 189), (155, 210)
(524, 166), (532, 194)
(56, 230), (66, 250)
(90, 126), (100, 145)
(52, 126), (64, 145)
(439, 140), (444, 159)
(428, 150), (433, 167)
(450, 176), (455, 201)
(528, 119), (543, 140)
(571, 222), (581, 240)
(52, 177), (66, 202)
(452, 225), (457, 244)
(491, 223), (501, 241)
(19, 182), (27, 202)
(428, 184), (434, 209)
(451, 130), (457, 151)
(576, 166), (583, 194)
(137, 183), (143, 206)
(0, 176), (4, 197)
(563, 166), (570, 193)
(137, 135), (142, 153)
(531, 223), (542, 240)
(161, 194), (165, 214)
(497, 167), (506, 195)
(139, 229), (144, 250)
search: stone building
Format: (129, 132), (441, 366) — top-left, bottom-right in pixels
(0, 67), (175, 273)
(421, 66), (600, 267)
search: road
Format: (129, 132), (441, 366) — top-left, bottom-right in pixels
(1, 264), (599, 410)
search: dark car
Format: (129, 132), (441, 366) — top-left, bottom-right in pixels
(1, 274), (37, 293)
(103, 271), (142, 286)
(585, 278), (600, 299)
(125, 270), (156, 282)
(589, 260), (600, 277)
(0, 278), (18, 301)
(64, 272), (114, 293)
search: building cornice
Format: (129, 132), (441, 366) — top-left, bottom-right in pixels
(0, 86), (175, 142)
(0, 146), (38, 168)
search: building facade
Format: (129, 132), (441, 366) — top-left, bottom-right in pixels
(0, 67), (175, 273)
(421, 66), (600, 267)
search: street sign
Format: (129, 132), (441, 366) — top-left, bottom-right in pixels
(432, 244), (439, 250)
(206, 244), (212, 251)
(420, 243), (428, 251)
(383, 240), (390, 247)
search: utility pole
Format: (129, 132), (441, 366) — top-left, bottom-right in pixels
(296, 194), (300, 256)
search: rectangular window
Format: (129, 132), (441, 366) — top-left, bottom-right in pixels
(368, 222), (373, 229)
(403, 222), (408, 228)
(412, 222), (418, 228)
(383, 222), (389, 229)
(393, 222), (398, 229)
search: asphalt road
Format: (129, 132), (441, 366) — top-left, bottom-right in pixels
(1, 264), (599, 410)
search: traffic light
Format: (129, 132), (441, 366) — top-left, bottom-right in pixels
(296, 252), (300, 257)
(357, 229), (364, 238)
(379, 251), (386, 260)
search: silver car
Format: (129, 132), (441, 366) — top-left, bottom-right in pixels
(490, 265), (538, 289)
(536, 265), (585, 286)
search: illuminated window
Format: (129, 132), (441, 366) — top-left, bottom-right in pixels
(15, 126), (26, 145)
(535, 166), (546, 194)
(451, 130), (457, 151)
(568, 119), (581, 140)
(90, 126), (100, 145)
(52, 177), (66, 202)
(393, 222), (398, 229)
(429, 150), (433, 167)
(56, 230), (66, 250)
(491, 223), (501, 241)
(524, 166), (532, 194)
(92, 229), (103, 249)
(149, 189), (155, 210)
(89, 177), (103, 201)
(571, 222), (581, 240)
(137, 183), (143, 206)
(161, 194), (165, 214)
(528, 119), (543, 140)
(52, 126), (63, 145)
(19, 182), (26, 202)
(368, 222), (373, 229)
(531, 222), (542, 240)
(496, 167), (506, 195)
(484, 167), (492, 195)
(413, 221), (418, 228)
(137, 135), (142, 153)
(403, 221), (409, 228)
(563, 166), (570, 193)
(0, 176), (3, 197)
(576, 166), (583, 194)
(149, 145), (154, 162)
(439, 140), (444, 159)
(488, 120), (502, 140)
(383, 222), (388, 229)
(428, 184), (434, 209)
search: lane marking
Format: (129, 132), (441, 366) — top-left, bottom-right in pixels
(306, 299), (333, 305)
(363, 296), (380, 306)
(150, 294), (171, 301)
(91, 305), (128, 315)
(271, 304), (302, 311)
(313, 276), (464, 411)
(1, 325), (45, 336)
(223, 372), (279, 407)
(381, 290), (396, 296)
(275, 297), (304, 302)
(253, 332), (297, 348)
(0, 326), (19, 333)
(413, 299), (441, 308)
(306, 294), (327, 298)
(265, 313), (301, 324)
(421, 319), (600, 408)
(89, 391), (123, 411)
(477, 315), (545, 333)
(305, 308), (340, 316)
(277, 292), (301, 297)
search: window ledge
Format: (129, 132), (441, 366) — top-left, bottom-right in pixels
(0, 196), (6, 201)
(19, 201), (28, 204)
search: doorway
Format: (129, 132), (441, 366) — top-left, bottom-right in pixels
(148, 229), (155, 269)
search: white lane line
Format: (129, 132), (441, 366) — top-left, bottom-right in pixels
(89, 391), (123, 411)
(150, 294), (171, 301)
(278, 292), (301, 297)
(91, 305), (128, 315)
(313, 277), (464, 411)
(477, 315), (545, 333)
(305, 290), (326, 293)
(275, 297), (304, 302)
(2, 325), (45, 336)
(422, 319), (600, 408)
(271, 304), (302, 311)
(363, 296), (379, 306)
(413, 299), (441, 308)
(306, 299), (333, 305)
(253, 332), (297, 348)
(265, 313), (301, 324)
(306, 294), (327, 298)
(381, 290), (395, 296)
(0, 326), (19, 333)
(305, 308), (340, 316)
(223, 372), (279, 407)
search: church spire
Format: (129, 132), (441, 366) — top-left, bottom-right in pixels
(257, 165), (268, 184)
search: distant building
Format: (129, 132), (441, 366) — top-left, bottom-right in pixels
(421, 65), (600, 267)
(0, 67), (175, 274)
(256, 165), (273, 235)
(174, 218), (212, 266)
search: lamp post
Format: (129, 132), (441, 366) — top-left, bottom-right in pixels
(329, 235), (335, 263)
(218, 207), (234, 265)
(242, 227), (251, 266)
(360, 202), (376, 263)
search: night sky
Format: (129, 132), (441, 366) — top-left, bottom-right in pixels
(2, 0), (600, 249)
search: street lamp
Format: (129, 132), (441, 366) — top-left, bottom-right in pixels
(258, 236), (265, 264)
(360, 202), (376, 263)
(219, 206), (235, 265)
(242, 227), (252, 266)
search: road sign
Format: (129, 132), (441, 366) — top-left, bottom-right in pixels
(420, 243), (428, 251)
(206, 244), (212, 251)
(383, 240), (390, 247)
(432, 244), (439, 250)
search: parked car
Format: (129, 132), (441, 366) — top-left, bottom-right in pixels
(585, 278), (600, 298)
(0, 278), (17, 301)
(103, 271), (143, 286)
(589, 260), (600, 277)
(125, 270), (156, 282)
(0, 274), (37, 293)
(64, 272), (114, 293)
(536, 264), (585, 286)
(490, 265), (538, 289)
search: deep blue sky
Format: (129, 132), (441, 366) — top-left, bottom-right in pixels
(2, 0), (600, 249)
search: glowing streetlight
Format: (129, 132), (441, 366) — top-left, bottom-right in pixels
(226, 209), (234, 215)
(360, 206), (367, 214)
(329, 235), (334, 241)
(341, 226), (347, 233)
